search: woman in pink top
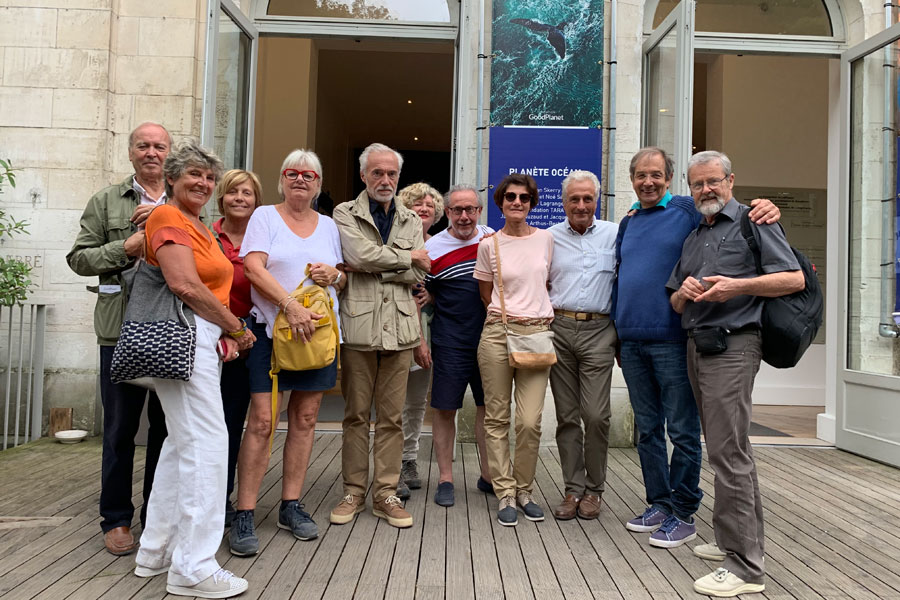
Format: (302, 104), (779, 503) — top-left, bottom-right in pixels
(473, 173), (555, 527)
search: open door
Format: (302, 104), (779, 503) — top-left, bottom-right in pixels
(837, 22), (900, 467)
(202, 0), (259, 171)
(642, 0), (695, 195)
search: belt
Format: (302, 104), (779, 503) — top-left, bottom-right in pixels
(688, 324), (759, 337)
(554, 309), (609, 321)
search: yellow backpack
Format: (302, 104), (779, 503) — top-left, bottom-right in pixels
(268, 268), (340, 445)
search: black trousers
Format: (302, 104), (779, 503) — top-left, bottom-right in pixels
(98, 345), (167, 532)
(220, 355), (251, 499)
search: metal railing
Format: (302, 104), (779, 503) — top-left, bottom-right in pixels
(1, 303), (47, 449)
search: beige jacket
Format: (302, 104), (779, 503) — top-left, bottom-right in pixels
(334, 190), (428, 351)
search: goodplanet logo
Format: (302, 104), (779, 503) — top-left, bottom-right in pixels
(529, 113), (564, 121)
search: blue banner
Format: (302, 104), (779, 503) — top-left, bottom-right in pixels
(487, 126), (602, 230)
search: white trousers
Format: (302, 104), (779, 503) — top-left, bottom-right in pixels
(136, 315), (227, 586)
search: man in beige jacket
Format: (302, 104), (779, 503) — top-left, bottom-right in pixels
(330, 143), (431, 528)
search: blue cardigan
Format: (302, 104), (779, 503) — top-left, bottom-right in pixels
(613, 194), (700, 342)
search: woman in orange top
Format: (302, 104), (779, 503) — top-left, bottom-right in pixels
(133, 139), (256, 600)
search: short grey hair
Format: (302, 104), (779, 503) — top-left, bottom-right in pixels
(445, 183), (482, 208)
(163, 139), (224, 197)
(278, 148), (323, 201)
(561, 170), (600, 201)
(359, 142), (403, 173)
(128, 121), (172, 148)
(687, 150), (732, 179)
(629, 147), (674, 181)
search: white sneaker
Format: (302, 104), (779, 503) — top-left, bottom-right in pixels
(134, 564), (169, 577)
(693, 543), (726, 561)
(166, 568), (249, 598)
(694, 568), (764, 597)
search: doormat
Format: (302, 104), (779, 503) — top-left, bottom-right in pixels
(748, 422), (790, 437)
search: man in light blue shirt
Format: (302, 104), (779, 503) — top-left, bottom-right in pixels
(547, 170), (618, 521)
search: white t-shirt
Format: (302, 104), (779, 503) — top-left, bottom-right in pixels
(240, 205), (344, 339)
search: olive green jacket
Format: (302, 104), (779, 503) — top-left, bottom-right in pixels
(67, 176), (145, 346)
(333, 190), (428, 351)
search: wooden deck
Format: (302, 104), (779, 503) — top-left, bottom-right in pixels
(1, 433), (899, 599)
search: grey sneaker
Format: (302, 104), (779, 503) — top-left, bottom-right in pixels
(166, 568), (249, 598)
(278, 500), (318, 541)
(498, 495), (518, 527)
(397, 477), (411, 500)
(516, 491), (545, 522)
(402, 459), (421, 489)
(228, 510), (259, 556)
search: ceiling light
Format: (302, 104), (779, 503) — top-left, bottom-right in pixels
(414, 136), (419, 141)
(407, 100), (413, 104)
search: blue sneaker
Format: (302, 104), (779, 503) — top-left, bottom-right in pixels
(228, 510), (259, 556)
(649, 515), (697, 548)
(434, 481), (455, 507)
(626, 506), (668, 532)
(278, 500), (318, 541)
(476, 476), (494, 494)
(498, 496), (518, 526)
(516, 491), (544, 522)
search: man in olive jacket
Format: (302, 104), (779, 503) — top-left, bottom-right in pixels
(330, 143), (430, 529)
(66, 122), (171, 556)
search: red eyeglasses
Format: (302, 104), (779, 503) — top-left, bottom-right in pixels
(282, 169), (320, 182)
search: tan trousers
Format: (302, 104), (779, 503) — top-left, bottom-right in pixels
(341, 347), (412, 502)
(477, 321), (551, 500)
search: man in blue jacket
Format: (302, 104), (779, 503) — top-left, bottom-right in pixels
(614, 147), (778, 551)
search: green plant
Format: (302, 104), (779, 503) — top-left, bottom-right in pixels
(0, 159), (33, 307)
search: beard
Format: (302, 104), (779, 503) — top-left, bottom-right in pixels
(697, 195), (726, 216)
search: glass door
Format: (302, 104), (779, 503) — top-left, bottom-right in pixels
(838, 22), (900, 466)
(642, 0), (695, 195)
(203, 0), (259, 171)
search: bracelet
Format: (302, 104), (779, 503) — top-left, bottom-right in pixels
(333, 271), (343, 286)
(282, 297), (297, 311)
(227, 318), (247, 339)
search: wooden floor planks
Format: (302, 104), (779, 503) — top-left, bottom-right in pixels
(1, 435), (899, 599)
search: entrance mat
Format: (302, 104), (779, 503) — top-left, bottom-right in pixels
(749, 421), (790, 437)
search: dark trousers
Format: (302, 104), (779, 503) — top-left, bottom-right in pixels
(220, 355), (251, 499)
(687, 332), (765, 584)
(621, 340), (703, 521)
(98, 345), (167, 532)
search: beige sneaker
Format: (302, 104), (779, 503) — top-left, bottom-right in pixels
(166, 568), (248, 598)
(694, 568), (765, 597)
(373, 495), (413, 528)
(693, 543), (726, 561)
(330, 494), (365, 525)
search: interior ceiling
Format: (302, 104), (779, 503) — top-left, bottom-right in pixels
(315, 38), (454, 152)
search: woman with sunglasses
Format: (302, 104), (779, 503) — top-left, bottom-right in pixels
(473, 173), (555, 527)
(228, 149), (345, 556)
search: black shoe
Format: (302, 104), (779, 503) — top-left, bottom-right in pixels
(224, 499), (236, 528)
(397, 478), (411, 500)
(476, 476), (494, 494)
(401, 460), (422, 489)
(434, 482), (455, 507)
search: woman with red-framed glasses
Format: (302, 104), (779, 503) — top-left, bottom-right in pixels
(228, 149), (346, 556)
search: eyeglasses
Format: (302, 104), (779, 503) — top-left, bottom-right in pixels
(448, 206), (480, 216)
(689, 176), (728, 192)
(503, 192), (532, 203)
(282, 168), (319, 182)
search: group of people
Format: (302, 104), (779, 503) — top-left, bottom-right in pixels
(69, 120), (801, 599)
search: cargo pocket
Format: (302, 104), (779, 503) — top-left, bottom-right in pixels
(341, 299), (376, 346)
(396, 300), (419, 346)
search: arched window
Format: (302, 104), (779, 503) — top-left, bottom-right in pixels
(648, 0), (840, 38)
(262, 0), (452, 23)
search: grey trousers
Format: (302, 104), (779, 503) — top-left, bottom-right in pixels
(687, 332), (765, 585)
(549, 315), (617, 497)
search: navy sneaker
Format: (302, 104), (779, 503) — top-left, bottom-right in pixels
(516, 491), (545, 522)
(626, 506), (668, 532)
(649, 515), (697, 548)
(434, 481), (455, 507)
(476, 476), (494, 494)
(228, 510), (259, 556)
(498, 496), (518, 527)
(278, 500), (318, 541)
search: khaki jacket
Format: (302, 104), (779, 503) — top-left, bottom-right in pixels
(66, 176), (143, 346)
(334, 190), (427, 351)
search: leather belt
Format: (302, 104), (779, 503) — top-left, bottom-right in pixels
(554, 309), (609, 321)
(688, 324), (759, 337)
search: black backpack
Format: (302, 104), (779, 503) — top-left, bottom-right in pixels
(740, 211), (824, 368)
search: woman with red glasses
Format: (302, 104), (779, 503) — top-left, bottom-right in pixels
(228, 149), (346, 556)
(473, 173), (555, 527)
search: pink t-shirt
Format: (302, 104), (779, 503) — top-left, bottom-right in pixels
(473, 229), (554, 319)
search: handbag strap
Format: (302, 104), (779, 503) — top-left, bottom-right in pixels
(492, 234), (509, 328)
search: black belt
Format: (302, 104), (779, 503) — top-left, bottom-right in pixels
(688, 324), (759, 337)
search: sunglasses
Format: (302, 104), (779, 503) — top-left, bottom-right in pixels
(503, 192), (532, 203)
(282, 168), (320, 182)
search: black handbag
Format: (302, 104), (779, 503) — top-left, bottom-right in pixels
(110, 260), (197, 384)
